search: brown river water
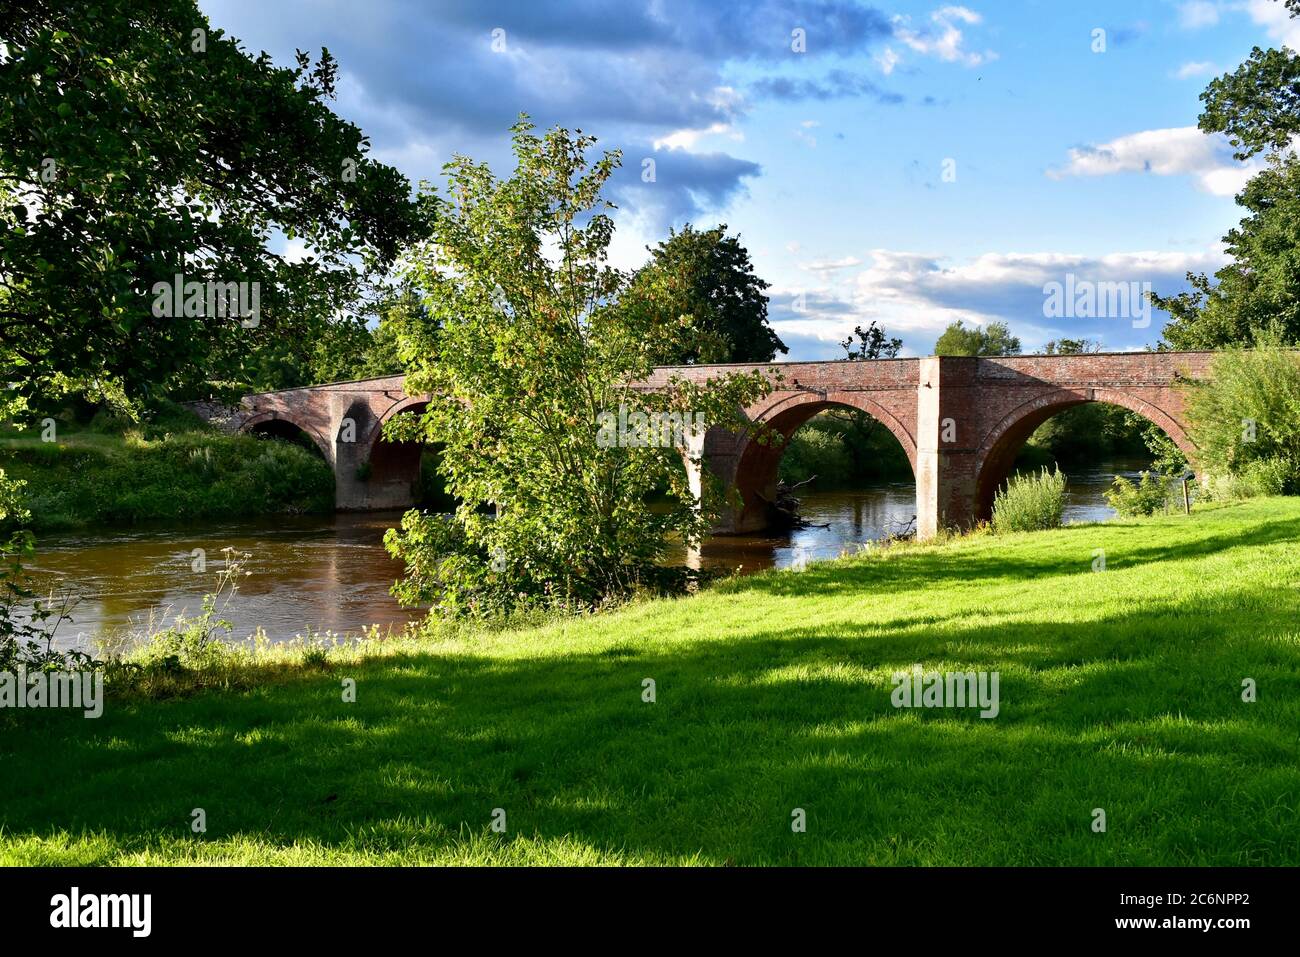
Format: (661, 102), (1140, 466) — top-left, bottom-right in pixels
(21, 458), (1151, 649)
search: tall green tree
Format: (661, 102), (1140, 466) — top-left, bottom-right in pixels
(1155, 0), (1300, 348)
(621, 224), (787, 364)
(385, 120), (771, 617)
(0, 0), (424, 418)
(934, 320), (1021, 356)
(1156, 155), (1300, 349)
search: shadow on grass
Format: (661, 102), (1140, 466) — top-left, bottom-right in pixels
(3, 563), (1298, 865)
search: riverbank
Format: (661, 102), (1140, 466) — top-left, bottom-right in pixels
(0, 419), (333, 530)
(2, 497), (1298, 865)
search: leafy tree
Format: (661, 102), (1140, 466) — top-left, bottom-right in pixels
(934, 320), (1021, 356)
(1154, 0), (1300, 348)
(1042, 338), (1101, 355)
(621, 224), (787, 364)
(841, 321), (902, 360)
(291, 286), (422, 385)
(1198, 1), (1300, 161)
(384, 119), (772, 617)
(779, 412), (912, 486)
(0, 0), (424, 419)
(1156, 156), (1300, 349)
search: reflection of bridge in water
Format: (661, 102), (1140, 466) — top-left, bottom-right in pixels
(228, 352), (1213, 539)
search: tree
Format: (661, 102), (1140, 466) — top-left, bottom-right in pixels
(1042, 338), (1101, 355)
(384, 119), (771, 617)
(288, 285), (422, 386)
(841, 321), (902, 360)
(0, 0), (424, 419)
(1156, 155), (1300, 349)
(934, 320), (1021, 356)
(621, 224), (787, 364)
(1153, 0), (1300, 348)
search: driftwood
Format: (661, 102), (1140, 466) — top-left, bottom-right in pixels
(757, 475), (818, 530)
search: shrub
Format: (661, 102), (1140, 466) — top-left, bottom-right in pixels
(778, 411), (911, 485)
(1104, 471), (1171, 517)
(1183, 333), (1300, 494)
(992, 467), (1065, 533)
(1199, 456), (1292, 501)
(1243, 456), (1292, 496)
(778, 426), (852, 486)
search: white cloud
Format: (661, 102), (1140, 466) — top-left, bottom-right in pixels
(1048, 126), (1261, 196)
(1173, 60), (1217, 79)
(652, 122), (734, 151)
(1246, 0), (1300, 49)
(768, 247), (1227, 357)
(892, 6), (995, 68)
(281, 238), (311, 264)
(802, 256), (862, 272)
(1178, 1), (1221, 29)
(876, 46), (900, 75)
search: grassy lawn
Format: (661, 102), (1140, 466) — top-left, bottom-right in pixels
(2, 497), (1299, 865)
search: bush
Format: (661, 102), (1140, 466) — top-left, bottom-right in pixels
(1199, 456), (1292, 501)
(1104, 471), (1171, 517)
(992, 467), (1065, 533)
(1184, 334), (1300, 494)
(777, 411), (912, 486)
(778, 426), (852, 486)
(1243, 456), (1292, 496)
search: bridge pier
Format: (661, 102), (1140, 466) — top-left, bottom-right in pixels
(914, 356), (979, 537)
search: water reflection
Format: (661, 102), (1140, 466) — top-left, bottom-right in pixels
(22, 458), (1153, 646)
(23, 512), (414, 650)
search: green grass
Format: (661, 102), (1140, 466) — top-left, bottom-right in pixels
(0, 422), (333, 529)
(2, 498), (1299, 865)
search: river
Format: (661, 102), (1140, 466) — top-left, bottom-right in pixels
(20, 458), (1152, 649)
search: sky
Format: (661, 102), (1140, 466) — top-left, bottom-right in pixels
(200, 0), (1300, 359)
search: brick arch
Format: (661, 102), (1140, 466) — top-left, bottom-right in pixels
(362, 395), (431, 500)
(376, 394), (432, 430)
(729, 390), (919, 532)
(240, 410), (331, 459)
(973, 387), (1197, 520)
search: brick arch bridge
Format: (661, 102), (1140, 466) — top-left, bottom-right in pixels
(232, 352), (1213, 539)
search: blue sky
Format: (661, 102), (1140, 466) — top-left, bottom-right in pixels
(201, 0), (1300, 358)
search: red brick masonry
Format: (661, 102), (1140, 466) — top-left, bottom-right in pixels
(236, 352), (1215, 538)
